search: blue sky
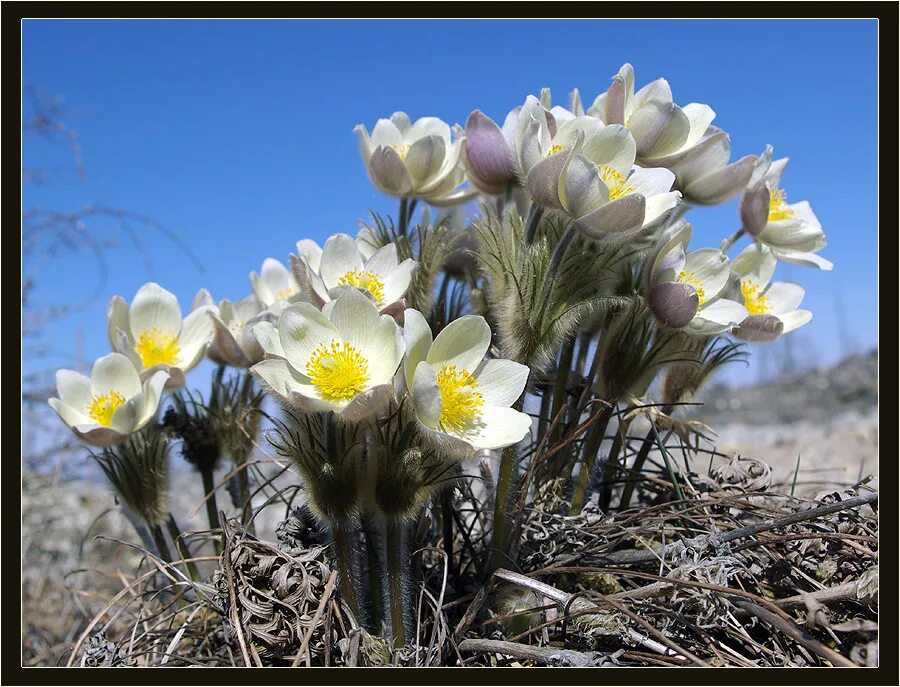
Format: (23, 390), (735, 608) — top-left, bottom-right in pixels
(23, 19), (878, 386)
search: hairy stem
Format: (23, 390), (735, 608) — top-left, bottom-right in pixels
(384, 518), (409, 647)
(166, 513), (200, 582)
(332, 522), (364, 625)
(490, 395), (526, 573)
(150, 523), (173, 565)
(523, 204), (544, 244)
(569, 401), (614, 514)
(617, 404), (672, 511)
(200, 467), (222, 553)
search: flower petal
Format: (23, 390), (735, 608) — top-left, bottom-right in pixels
(296, 239), (323, 272)
(368, 146), (414, 197)
(91, 352), (142, 399)
(561, 153), (607, 218)
(683, 248), (730, 299)
(732, 243), (777, 287)
(402, 308), (434, 391)
(628, 100), (690, 159)
(473, 359), (529, 407)
(380, 258), (416, 305)
(48, 397), (90, 428)
(278, 303), (341, 369)
(129, 282), (182, 338)
(765, 282), (805, 315)
(682, 155), (756, 205)
(453, 406), (532, 450)
(320, 234), (365, 290)
(340, 384), (393, 422)
(779, 309), (812, 334)
(525, 150), (568, 210)
(405, 134), (446, 187)
(107, 295), (131, 347)
(628, 166), (676, 197)
(364, 243), (400, 277)
(576, 194), (646, 241)
(463, 109), (517, 192)
(252, 320), (286, 358)
(771, 249), (834, 271)
(136, 369), (170, 429)
(426, 315), (491, 373)
(178, 307), (214, 372)
(56, 369), (93, 411)
(412, 360), (442, 429)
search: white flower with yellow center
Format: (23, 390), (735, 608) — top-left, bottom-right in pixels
(249, 289), (403, 421)
(730, 243), (812, 342)
(108, 282), (214, 388)
(354, 112), (476, 206)
(193, 289), (269, 369)
(402, 309), (532, 452)
(740, 146), (832, 270)
(526, 127), (679, 240)
(48, 353), (170, 447)
(290, 233), (416, 315)
(250, 257), (302, 311)
(587, 63), (756, 205)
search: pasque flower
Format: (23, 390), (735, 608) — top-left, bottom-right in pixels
(646, 222), (747, 334)
(354, 112), (475, 206)
(108, 282), (214, 388)
(740, 146), (832, 270)
(402, 309), (532, 451)
(729, 243), (812, 342)
(290, 233), (416, 315)
(526, 128), (679, 240)
(588, 63), (756, 205)
(193, 290), (269, 368)
(49, 352), (170, 446)
(250, 289), (404, 421)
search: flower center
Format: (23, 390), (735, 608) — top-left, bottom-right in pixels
(88, 391), (126, 427)
(436, 364), (484, 432)
(741, 279), (771, 315)
(135, 328), (181, 368)
(768, 188), (796, 222)
(306, 340), (369, 402)
(338, 270), (385, 306)
(599, 165), (636, 201)
(275, 285), (298, 301)
(676, 270), (707, 306)
(391, 143), (411, 161)
(547, 143), (567, 156)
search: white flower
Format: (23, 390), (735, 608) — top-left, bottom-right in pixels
(193, 289), (269, 368)
(646, 222), (747, 335)
(402, 309), (532, 451)
(740, 146), (832, 270)
(588, 63), (756, 205)
(48, 353), (170, 447)
(290, 233), (416, 314)
(526, 127), (679, 240)
(250, 289), (403, 421)
(354, 112), (476, 206)
(250, 257), (301, 309)
(730, 243), (812, 342)
(108, 282), (214, 388)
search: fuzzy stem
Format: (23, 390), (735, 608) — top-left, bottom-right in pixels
(597, 414), (632, 512)
(569, 401), (614, 514)
(362, 519), (383, 634)
(384, 518), (409, 647)
(549, 336), (575, 445)
(523, 204), (544, 244)
(617, 402), (675, 511)
(490, 395), (526, 574)
(398, 197), (410, 237)
(332, 523), (364, 624)
(200, 467), (222, 552)
(532, 225), (577, 330)
(720, 227), (746, 253)
(441, 489), (456, 579)
(166, 513), (200, 582)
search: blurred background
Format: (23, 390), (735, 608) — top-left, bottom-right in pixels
(21, 19), (878, 665)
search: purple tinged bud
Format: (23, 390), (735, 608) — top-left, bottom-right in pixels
(463, 110), (518, 194)
(732, 315), (784, 343)
(648, 281), (699, 329)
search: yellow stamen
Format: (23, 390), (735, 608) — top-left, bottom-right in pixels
(676, 270), (707, 306)
(135, 328), (181, 368)
(88, 391), (126, 427)
(391, 143), (411, 161)
(275, 286), (298, 301)
(338, 270), (385, 306)
(741, 279), (771, 315)
(547, 143), (566, 156)
(599, 165), (636, 200)
(306, 340), (369, 401)
(436, 364), (484, 432)
(768, 188), (796, 221)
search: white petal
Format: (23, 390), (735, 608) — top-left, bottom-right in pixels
(252, 320), (286, 358)
(296, 239), (323, 272)
(380, 258), (416, 305)
(732, 243), (777, 287)
(628, 166), (676, 197)
(129, 282), (182, 339)
(581, 124), (635, 173)
(680, 103), (716, 151)
(758, 219), (826, 253)
(177, 307), (214, 371)
(320, 234), (364, 289)
(370, 118), (404, 149)
(412, 361), (442, 429)
(405, 116), (451, 146)
(91, 352), (142, 399)
(72, 425), (129, 448)
(191, 288), (216, 312)
(687, 298), (748, 335)
(789, 200), (821, 229)
(765, 282), (805, 315)
(56, 369), (93, 411)
(340, 384), (393, 422)
(779, 309), (812, 334)
(771, 249), (834, 271)
(561, 153), (607, 218)
(108, 295), (131, 348)
(454, 406), (532, 450)
(48, 397), (90, 428)
(109, 396), (139, 433)
(683, 248), (730, 300)
(364, 243), (399, 276)
(642, 191), (680, 227)
(278, 303), (341, 370)
(250, 357), (314, 401)
(426, 315), (491, 373)
(327, 288), (383, 357)
(136, 369), (170, 429)
(473, 359), (529, 407)
(402, 308), (434, 391)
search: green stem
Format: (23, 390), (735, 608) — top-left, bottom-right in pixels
(236, 461), (255, 535)
(384, 518), (409, 647)
(721, 227), (746, 253)
(597, 414), (631, 512)
(490, 395), (526, 574)
(166, 513), (200, 582)
(569, 401), (614, 514)
(549, 336), (575, 445)
(332, 523), (364, 624)
(362, 519), (382, 634)
(200, 467), (222, 553)
(523, 204), (544, 244)
(618, 404), (674, 511)
(533, 225), (577, 329)
(150, 524), (173, 565)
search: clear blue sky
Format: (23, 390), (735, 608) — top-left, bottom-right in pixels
(23, 19), (878, 386)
